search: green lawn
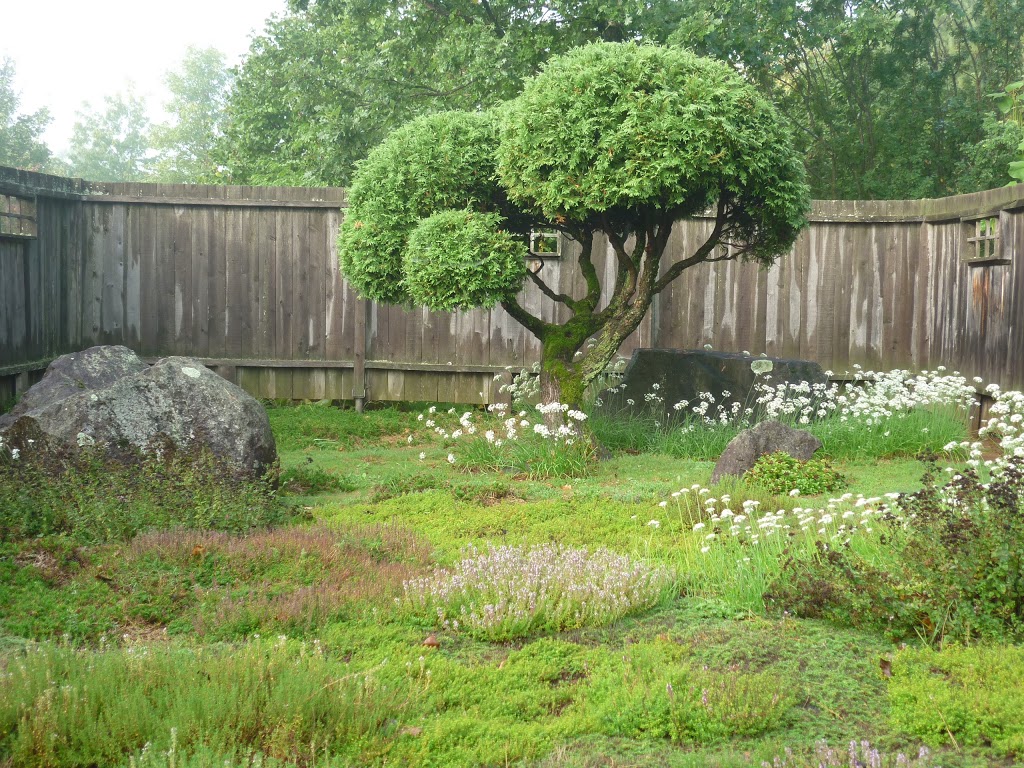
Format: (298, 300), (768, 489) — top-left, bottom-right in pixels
(1, 402), (1017, 768)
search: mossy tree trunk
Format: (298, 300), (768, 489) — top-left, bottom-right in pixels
(501, 200), (736, 425)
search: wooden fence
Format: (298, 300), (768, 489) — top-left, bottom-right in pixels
(3, 165), (1024, 405)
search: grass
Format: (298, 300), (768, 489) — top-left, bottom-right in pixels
(0, 398), (1009, 768)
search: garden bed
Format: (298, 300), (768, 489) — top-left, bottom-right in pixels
(2, 367), (1023, 767)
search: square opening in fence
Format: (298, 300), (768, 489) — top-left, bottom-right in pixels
(0, 194), (37, 239)
(962, 213), (1009, 265)
(530, 231), (561, 258)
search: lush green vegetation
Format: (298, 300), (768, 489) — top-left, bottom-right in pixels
(3, 378), (1024, 767)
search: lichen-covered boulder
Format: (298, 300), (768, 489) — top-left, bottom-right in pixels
(710, 420), (822, 485)
(0, 346), (276, 479)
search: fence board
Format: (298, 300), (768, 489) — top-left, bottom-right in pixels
(6, 167), (1024, 402)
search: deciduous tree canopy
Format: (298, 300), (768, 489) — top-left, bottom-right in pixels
(221, 0), (1024, 199)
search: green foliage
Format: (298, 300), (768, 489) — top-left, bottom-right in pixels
(219, 1), (683, 186)
(66, 88), (152, 182)
(955, 116), (1024, 193)
(745, 453), (846, 496)
(340, 43), (808, 405)
(456, 430), (596, 480)
(0, 444), (283, 544)
(767, 459), (1024, 642)
(670, 0), (1024, 199)
(497, 44), (808, 265)
(0, 58), (53, 172)
(266, 402), (416, 452)
(279, 461), (355, 495)
(405, 210), (527, 310)
(0, 640), (418, 767)
(889, 645), (1024, 757)
(149, 47), (232, 183)
(338, 111), (517, 305)
(666, 665), (793, 744)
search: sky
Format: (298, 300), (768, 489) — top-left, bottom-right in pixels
(1, 0), (287, 155)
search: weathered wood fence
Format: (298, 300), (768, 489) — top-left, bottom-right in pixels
(3, 166), (1024, 405)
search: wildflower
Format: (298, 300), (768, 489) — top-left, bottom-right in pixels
(447, 453), (456, 464)
(648, 519), (661, 528)
(419, 452), (426, 460)
(788, 489), (800, 497)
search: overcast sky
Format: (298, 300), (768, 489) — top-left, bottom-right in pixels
(2, 0), (286, 154)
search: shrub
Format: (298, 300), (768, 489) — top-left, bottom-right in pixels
(745, 452), (846, 496)
(889, 645), (1024, 757)
(666, 665), (793, 744)
(0, 441), (284, 544)
(767, 458), (1024, 641)
(0, 639), (418, 767)
(761, 740), (936, 767)
(402, 543), (674, 641)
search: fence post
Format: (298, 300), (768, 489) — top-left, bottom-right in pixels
(353, 296), (368, 411)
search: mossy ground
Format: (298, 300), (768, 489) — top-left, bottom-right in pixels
(0, 403), (1009, 767)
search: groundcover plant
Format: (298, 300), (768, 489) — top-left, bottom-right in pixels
(3, 363), (1024, 767)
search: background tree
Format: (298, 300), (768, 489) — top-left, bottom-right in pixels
(150, 47), (232, 183)
(218, 0), (685, 186)
(66, 88), (152, 182)
(221, 0), (1024, 198)
(339, 44), (810, 407)
(668, 0), (1024, 199)
(0, 58), (54, 172)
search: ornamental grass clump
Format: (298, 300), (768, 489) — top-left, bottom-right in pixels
(402, 543), (674, 641)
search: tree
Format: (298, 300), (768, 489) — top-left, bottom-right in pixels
(339, 44), (810, 410)
(667, 0), (1024, 199)
(0, 58), (53, 171)
(66, 88), (152, 182)
(218, 1), (685, 186)
(150, 47), (232, 183)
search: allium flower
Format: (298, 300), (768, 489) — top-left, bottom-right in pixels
(447, 453), (456, 464)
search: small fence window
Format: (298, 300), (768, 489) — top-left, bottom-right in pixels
(530, 231), (561, 258)
(962, 213), (1008, 265)
(0, 194), (37, 239)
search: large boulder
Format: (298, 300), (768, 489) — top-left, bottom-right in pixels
(0, 346), (276, 479)
(710, 420), (822, 485)
(595, 349), (829, 418)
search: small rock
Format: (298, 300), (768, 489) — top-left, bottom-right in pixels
(399, 726), (423, 737)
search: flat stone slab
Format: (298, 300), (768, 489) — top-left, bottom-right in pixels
(595, 349), (829, 418)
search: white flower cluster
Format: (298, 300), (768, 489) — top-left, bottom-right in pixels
(402, 543), (673, 639)
(662, 485), (884, 556)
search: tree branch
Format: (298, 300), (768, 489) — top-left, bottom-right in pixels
(501, 296), (548, 341)
(573, 230), (601, 312)
(527, 269), (577, 310)
(653, 196), (729, 294)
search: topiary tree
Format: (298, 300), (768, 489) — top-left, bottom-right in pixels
(339, 43), (810, 411)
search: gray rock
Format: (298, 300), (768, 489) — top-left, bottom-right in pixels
(0, 346), (276, 479)
(595, 349), (829, 419)
(0, 345), (148, 430)
(710, 420), (822, 485)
